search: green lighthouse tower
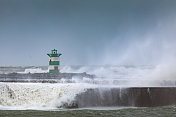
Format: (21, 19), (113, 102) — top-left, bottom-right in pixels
(47, 49), (62, 73)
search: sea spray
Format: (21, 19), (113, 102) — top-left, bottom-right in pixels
(0, 83), (97, 110)
(5, 65), (176, 86)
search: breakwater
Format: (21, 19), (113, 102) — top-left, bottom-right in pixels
(0, 83), (176, 109)
(75, 87), (176, 107)
(0, 72), (94, 83)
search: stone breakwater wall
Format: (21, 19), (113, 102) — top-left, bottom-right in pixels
(75, 87), (176, 107)
(0, 72), (94, 83)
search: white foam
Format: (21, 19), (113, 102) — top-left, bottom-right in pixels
(1, 65), (176, 110)
(0, 83), (97, 110)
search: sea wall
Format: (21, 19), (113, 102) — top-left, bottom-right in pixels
(75, 87), (176, 107)
(0, 72), (94, 83)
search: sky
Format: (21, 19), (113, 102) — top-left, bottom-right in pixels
(0, 0), (176, 66)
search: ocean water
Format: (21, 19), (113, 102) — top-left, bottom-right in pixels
(0, 66), (175, 116)
(1, 106), (176, 117)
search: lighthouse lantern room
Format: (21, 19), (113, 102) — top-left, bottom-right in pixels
(47, 49), (62, 73)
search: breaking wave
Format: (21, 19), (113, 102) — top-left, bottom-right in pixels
(0, 83), (97, 110)
(0, 65), (176, 110)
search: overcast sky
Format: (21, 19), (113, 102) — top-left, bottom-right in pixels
(0, 0), (176, 66)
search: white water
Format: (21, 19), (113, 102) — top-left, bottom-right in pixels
(0, 65), (176, 110)
(0, 82), (98, 110)
(16, 65), (155, 86)
(8, 65), (176, 86)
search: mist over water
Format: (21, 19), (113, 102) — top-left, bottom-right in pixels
(100, 14), (176, 82)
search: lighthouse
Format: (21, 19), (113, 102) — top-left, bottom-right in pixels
(47, 49), (62, 73)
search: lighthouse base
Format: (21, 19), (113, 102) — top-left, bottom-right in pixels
(49, 69), (59, 73)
